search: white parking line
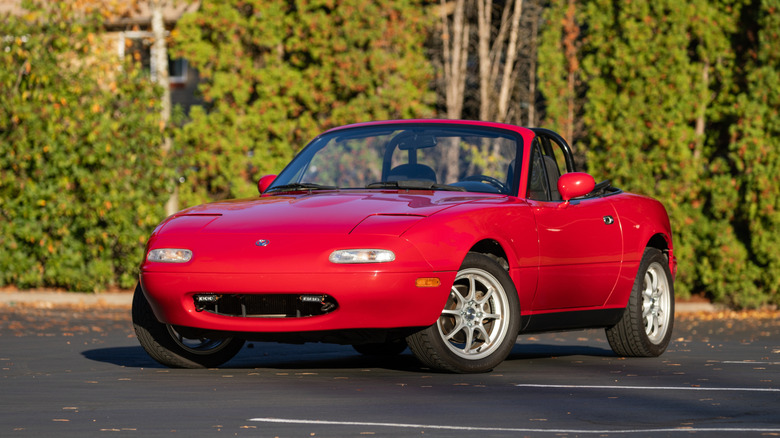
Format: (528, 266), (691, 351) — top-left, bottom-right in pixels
(516, 384), (780, 392)
(248, 418), (780, 435)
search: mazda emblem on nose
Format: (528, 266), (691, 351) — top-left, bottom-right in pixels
(255, 239), (270, 247)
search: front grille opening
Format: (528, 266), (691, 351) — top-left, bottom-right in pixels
(193, 294), (338, 318)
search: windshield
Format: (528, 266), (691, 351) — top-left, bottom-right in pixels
(268, 123), (521, 195)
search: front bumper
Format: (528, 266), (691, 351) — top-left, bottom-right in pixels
(140, 269), (456, 334)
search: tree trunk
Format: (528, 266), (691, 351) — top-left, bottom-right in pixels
(441, 0), (469, 120)
(477, 0), (524, 123)
(496, 0), (523, 122)
(563, 0), (579, 143)
(440, 0), (469, 181)
(151, 0), (178, 215)
(527, 5), (538, 126)
(477, 0), (492, 120)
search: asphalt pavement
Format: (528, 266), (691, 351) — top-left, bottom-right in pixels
(1, 300), (777, 437)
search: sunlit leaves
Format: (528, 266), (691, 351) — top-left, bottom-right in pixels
(0, 4), (173, 291)
(171, 0), (435, 207)
(539, 0), (780, 308)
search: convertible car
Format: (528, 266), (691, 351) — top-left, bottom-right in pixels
(133, 119), (676, 373)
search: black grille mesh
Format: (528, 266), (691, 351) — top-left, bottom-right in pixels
(194, 294), (338, 318)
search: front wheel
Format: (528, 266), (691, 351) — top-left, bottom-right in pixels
(606, 248), (675, 357)
(132, 282), (245, 368)
(407, 253), (520, 373)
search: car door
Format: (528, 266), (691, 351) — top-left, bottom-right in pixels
(525, 133), (623, 311)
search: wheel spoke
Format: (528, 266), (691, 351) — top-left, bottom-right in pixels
(434, 264), (513, 361)
(444, 320), (467, 341)
(644, 264), (670, 342)
(474, 325), (491, 346)
(643, 281), (654, 300)
(477, 286), (494, 305)
(450, 286), (466, 306)
(649, 270), (659, 292)
(466, 275), (478, 301)
(482, 312), (500, 321)
(651, 314), (660, 336)
(463, 326), (475, 351)
(655, 308), (666, 332)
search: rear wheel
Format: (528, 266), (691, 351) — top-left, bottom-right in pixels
(606, 248), (674, 357)
(132, 282), (244, 368)
(407, 253), (520, 373)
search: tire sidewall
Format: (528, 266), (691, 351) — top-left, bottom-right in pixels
(132, 282), (243, 368)
(630, 249), (675, 356)
(411, 253), (520, 373)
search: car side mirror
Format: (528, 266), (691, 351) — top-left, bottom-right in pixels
(558, 172), (595, 202)
(257, 175), (277, 194)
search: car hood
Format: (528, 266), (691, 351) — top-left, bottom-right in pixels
(164, 191), (503, 235)
(144, 191), (507, 274)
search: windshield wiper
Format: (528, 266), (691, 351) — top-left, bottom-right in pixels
(366, 181), (466, 192)
(266, 183), (338, 193)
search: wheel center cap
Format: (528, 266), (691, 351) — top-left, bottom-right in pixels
(462, 301), (484, 325)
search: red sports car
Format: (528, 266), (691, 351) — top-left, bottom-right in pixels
(133, 120), (676, 373)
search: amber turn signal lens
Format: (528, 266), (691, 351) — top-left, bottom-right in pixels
(415, 277), (441, 288)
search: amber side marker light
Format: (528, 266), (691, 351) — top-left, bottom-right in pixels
(416, 277), (441, 288)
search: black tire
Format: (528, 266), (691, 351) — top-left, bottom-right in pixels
(132, 282), (245, 368)
(406, 253), (520, 373)
(352, 338), (408, 356)
(606, 248), (675, 357)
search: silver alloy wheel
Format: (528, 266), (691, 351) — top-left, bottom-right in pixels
(437, 267), (511, 360)
(642, 261), (671, 344)
(166, 325), (233, 355)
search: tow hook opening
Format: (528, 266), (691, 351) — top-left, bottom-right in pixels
(194, 294), (220, 312)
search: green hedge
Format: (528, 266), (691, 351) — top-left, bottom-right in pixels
(171, 0), (435, 207)
(538, 0), (780, 308)
(0, 6), (175, 291)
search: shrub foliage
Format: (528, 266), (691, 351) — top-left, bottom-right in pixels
(539, 0), (780, 308)
(171, 0), (435, 206)
(0, 4), (174, 291)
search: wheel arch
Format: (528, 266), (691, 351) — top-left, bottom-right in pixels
(646, 232), (676, 279)
(463, 237), (535, 315)
(469, 239), (510, 271)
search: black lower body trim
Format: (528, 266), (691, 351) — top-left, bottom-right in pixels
(520, 308), (624, 334)
(172, 326), (426, 346)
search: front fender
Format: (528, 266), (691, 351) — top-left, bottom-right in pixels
(400, 197), (538, 272)
(400, 198), (540, 314)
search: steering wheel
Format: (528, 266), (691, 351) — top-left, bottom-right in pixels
(590, 179), (612, 195)
(462, 175), (509, 193)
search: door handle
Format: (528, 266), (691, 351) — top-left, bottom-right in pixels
(603, 215), (615, 225)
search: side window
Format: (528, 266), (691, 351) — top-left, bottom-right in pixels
(527, 139), (549, 201)
(548, 140), (568, 176)
(526, 134), (571, 201)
